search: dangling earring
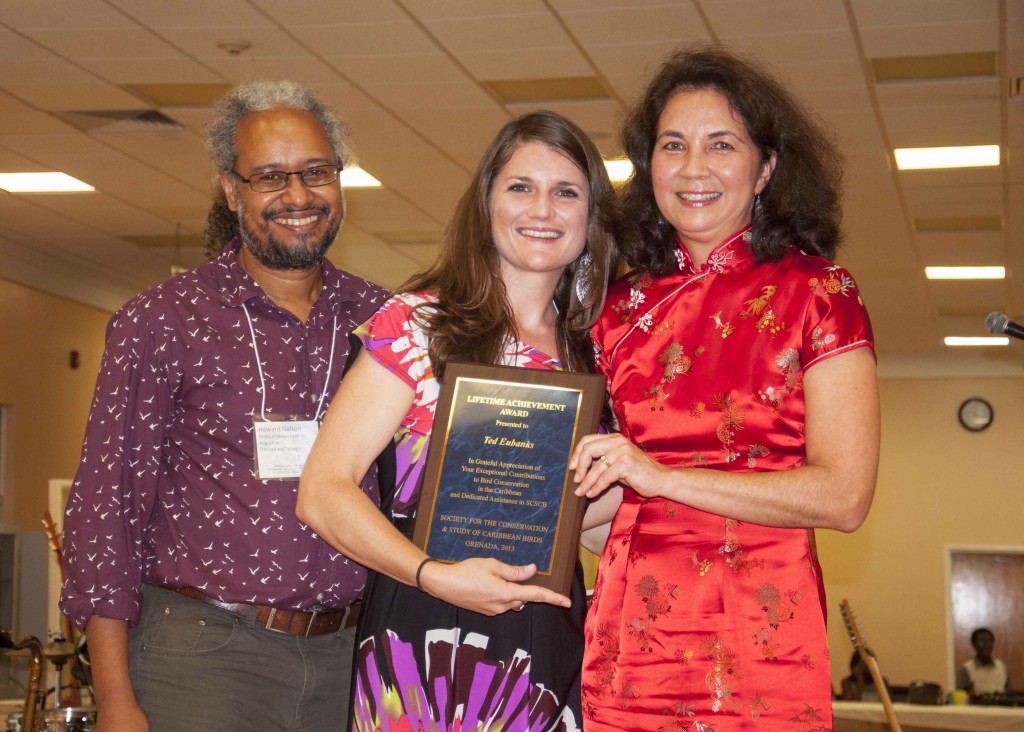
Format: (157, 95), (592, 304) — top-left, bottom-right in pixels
(744, 194), (761, 244)
(573, 251), (594, 304)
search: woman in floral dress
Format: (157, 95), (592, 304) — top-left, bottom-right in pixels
(298, 110), (620, 732)
(571, 48), (880, 730)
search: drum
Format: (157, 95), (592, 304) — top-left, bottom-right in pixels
(4, 711), (22, 732)
(43, 707), (96, 732)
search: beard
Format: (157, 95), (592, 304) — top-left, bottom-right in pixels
(236, 196), (342, 271)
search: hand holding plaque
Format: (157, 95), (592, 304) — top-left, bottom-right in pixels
(411, 362), (605, 594)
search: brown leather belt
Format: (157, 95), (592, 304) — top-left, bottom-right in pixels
(169, 586), (360, 637)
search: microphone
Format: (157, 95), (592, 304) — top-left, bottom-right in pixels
(985, 312), (1024, 341)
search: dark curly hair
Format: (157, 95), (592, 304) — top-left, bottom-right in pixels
(202, 187), (238, 259)
(402, 110), (622, 380)
(620, 45), (845, 275)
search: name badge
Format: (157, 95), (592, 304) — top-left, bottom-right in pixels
(253, 417), (319, 480)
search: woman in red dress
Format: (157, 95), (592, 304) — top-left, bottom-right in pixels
(572, 48), (880, 730)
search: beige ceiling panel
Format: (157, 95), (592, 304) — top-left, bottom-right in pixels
(398, 106), (513, 170)
(256, 0), (408, 25)
(882, 103), (1000, 148)
(0, 104), (75, 136)
(585, 41), (693, 99)
(504, 98), (621, 148)
(704, 0), (849, 33)
(458, 48), (594, 83)
(3, 82), (148, 112)
(108, 0), (273, 28)
(23, 27), (181, 59)
(874, 77), (1000, 108)
(75, 58), (224, 85)
(161, 107), (216, 135)
(929, 280), (1006, 312)
(917, 231), (1005, 266)
(559, 5), (704, 45)
(27, 194), (176, 236)
(157, 26), (309, 57)
(88, 133), (211, 190)
(363, 80), (497, 111)
(773, 60), (864, 92)
(391, 242), (442, 269)
(858, 21), (999, 59)
(327, 53), (467, 87)
(198, 55), (343, 85)
(345, 191), (441, 236)
(0, 52), (102, 87)
(0, 238), (144, 313)
(904, 179), (1005, 212)
(297, 21), (438, 57)
(422, 13), (573, 53)
(328, 226), (421, 290)
(0, 0), (136, 29)
(851, 0), (997, 27)
(726, 31), (858, 65)
(0, 28), (56, 61)
(401, 0), (548, 19)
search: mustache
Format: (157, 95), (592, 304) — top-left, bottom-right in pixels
(261, 203), (332, 221)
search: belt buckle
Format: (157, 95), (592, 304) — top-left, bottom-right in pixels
(263, 607), (285, 634)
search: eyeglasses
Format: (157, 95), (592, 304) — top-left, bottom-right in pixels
(231, 164), (342, 193)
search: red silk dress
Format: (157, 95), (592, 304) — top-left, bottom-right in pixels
(582, 227), (873, 731)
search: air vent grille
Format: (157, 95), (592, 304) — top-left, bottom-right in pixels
(53, 109), (184, 134)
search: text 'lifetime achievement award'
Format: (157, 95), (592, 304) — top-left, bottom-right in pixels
(412, 362), (605, 594)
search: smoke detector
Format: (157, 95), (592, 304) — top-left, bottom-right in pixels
(217, 40), (252, 56)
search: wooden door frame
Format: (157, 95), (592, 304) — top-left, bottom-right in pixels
(945, 544), (1024, 691)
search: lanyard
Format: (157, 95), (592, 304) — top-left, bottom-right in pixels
(241, 302), (337, 422)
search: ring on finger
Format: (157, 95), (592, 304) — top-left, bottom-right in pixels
(599, 455), (609, 467)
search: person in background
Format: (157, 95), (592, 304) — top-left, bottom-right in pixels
(840, 649), (890, 702)
(60, 80), (387, 731)
(957, 627), (1012, 698)
(297, 110), (621, 731)
(570, 46), (879, 730)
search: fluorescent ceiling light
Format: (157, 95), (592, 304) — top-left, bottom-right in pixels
(0, 172), (95, 192)
(925, 266), (1005, 280)
(894, 145), (999, 170)
(944, 336), (1008, 347)
(339, 166), (381, 188)
(604, 158), (633, 183)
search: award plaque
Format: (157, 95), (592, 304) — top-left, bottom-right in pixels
(411, 362), (606, 594)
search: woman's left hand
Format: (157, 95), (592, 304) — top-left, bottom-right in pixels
(571, 433), (671, 500)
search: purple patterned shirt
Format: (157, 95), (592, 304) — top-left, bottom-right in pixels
(60, 239), (387, 630)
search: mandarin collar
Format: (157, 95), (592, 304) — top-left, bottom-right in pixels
(675, 226), (753, 277)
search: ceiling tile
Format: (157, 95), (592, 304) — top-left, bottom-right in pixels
(421, 13), (574, 53)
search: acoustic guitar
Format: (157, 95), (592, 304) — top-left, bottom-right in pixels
(839, 598), (901, 732)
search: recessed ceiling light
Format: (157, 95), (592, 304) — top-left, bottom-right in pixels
(925, 266), (1005, 280)
(340, 166), (381, 188)
(604, 159), (633, 183)
(0, 172), (95, 192)
(894, 145), (999, 170)
(944, 336), (1008, 347)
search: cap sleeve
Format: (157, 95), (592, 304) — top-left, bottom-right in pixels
(801, 264), (875, 371)
(354, 292), (436, 390)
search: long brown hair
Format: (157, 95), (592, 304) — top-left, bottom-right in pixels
(621, 45), (845, 275)
(402, 110), (620, 380)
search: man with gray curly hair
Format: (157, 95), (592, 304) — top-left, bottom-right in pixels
(61, 80), (387, 730)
